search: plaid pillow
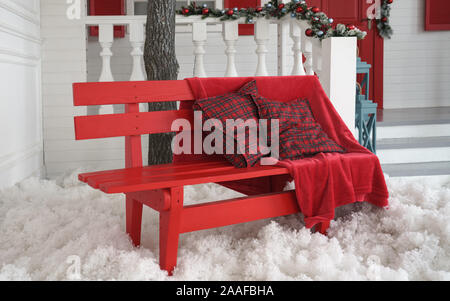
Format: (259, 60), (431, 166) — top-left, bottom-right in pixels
(252, 95), (345, 160)
(193, 80), (264, 168)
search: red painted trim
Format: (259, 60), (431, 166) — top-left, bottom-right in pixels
(425, 0), (450, 31)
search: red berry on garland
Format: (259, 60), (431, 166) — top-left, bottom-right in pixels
(278, 3), (285, 9)
(182, 8), (189, 15)
(347, 24), (356, 30)
(202, 8), (209, 15)
(305, 29), (314, 37)
(296, 7), (304, 13)
(311, 7), (320, 13)
(387, 0), (393, 4)
(226, 9), (234, 16)
(381, 17), (388, 22)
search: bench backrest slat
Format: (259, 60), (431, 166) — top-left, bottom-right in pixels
(73, 80), (197, 141)
(74, 109), (194, 140)
(73, 80), (194, 106)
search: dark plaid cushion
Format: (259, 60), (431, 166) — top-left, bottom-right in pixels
(252, 95), (345, 160)
(193, 80), (264, 168)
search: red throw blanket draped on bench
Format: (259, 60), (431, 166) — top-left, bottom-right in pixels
(174, 76), (389, 228)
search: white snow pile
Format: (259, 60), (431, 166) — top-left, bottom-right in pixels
(0, 171), (449, 281)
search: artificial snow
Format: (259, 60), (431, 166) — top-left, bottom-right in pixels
(0, 171), (449, 281)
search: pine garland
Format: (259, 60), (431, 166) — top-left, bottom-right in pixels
(376, 0), (394, 39)
(177, 0), (367, 41)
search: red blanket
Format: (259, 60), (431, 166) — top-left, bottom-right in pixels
(175, 76), (389, 228)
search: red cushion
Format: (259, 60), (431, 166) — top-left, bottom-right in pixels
(193, 80), (264, 168)
(252, 95), (345, 160)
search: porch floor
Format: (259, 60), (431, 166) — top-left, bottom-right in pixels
(377, 106), (450, 125)
(377, 107), (450, 177)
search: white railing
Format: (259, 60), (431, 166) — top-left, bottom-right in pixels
(82, 14), (357, 130)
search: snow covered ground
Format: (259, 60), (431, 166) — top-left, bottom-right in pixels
(0, 171), (449, 281)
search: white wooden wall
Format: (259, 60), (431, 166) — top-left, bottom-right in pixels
(0, 0), (43, 188)
(384, 0), (450, 109)
(40, 0), (91, 178)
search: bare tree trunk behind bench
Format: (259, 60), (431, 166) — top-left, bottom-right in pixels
(144, 0), (179, 165)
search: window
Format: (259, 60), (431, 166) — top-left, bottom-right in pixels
(425, 0), (450, 31)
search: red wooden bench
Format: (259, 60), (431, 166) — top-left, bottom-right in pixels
(73, 80), (330, 275)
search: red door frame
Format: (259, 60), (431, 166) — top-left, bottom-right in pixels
(372, 35), (384, 109)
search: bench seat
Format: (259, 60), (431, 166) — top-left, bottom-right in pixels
(80, 160), (290, 194)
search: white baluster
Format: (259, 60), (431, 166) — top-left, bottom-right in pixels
(129, 22), (146, 81)
(223, 21), (239, 77)
(301, 34), (314, 76)
(312, 40), (323, 78)
(277, 0), (290, 76)
(254, 19), (270, 76)
(88, 24), (115, 116)
(192, 22), (207, 78)
(290, 20), (306, 76)
(99, 24), (114, 82)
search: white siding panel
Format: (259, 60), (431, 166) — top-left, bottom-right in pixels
(384, 0), (450, 109)
(0, 0), (43, 188)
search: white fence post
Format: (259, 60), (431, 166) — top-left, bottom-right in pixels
(277, 0), (290, 76)
(301, 35), (314, 76)
(254, 19), (270, 76)
(192, 22), (207, 78)
(89, 24), (115, 115)
(129, 22), (146, 81)
(98, 24), (114, 82)
(290, 20), (306, 75)
(320, 37), (357, 133)
(223, 21), (239, 77)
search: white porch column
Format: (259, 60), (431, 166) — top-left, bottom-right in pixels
(320, 37), (357, 133)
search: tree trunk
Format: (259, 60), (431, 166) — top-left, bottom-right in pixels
(144, 0), (179, 165)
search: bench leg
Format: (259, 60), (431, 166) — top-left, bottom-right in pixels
(316, 220), (330, 235)
(126, 195), (143, 246)
(159, 187), (183, 275)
